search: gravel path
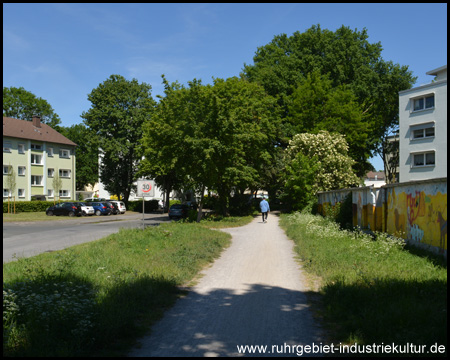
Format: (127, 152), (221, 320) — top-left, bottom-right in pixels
(128, 214), (324, 357)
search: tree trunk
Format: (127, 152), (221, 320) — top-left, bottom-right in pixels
(196, 185), (205, 223)
(164, 183), (172, 213)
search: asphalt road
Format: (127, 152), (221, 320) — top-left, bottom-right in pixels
(3, 212), (170, 263)
(128, 214), (324, 357)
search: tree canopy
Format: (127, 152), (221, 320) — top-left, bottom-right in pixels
(139, 75), (281, 215)
(241, 24), (416, 173)
(81, 75), (155, 203)
(288, 70), (370, 176)
(3, 86), (61, 128)
(58, 124), (99, 190)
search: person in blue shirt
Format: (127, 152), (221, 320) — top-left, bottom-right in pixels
(259, 197), (270, 223)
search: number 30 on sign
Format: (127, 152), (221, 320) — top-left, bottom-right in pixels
(137, 180), (154, 197)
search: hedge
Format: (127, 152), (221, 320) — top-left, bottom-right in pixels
(3, 200), (63, 213)
(126, 199), (181, 213)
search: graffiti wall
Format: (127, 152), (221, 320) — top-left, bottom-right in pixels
(317, 189), (351, 217)
(317, 178), (447, 256)
(352, 187), (382, 231)
(385, 179), (447, 255)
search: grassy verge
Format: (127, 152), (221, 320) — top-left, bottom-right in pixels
(280, 212), (447, 356)
(196, 214), (255, 229)
(3, 221), (235, 356)
(3, 211), (77, 222)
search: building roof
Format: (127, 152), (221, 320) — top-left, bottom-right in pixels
(3, 116), (77, 147)
(365, 171), (385, 180)
(426, 65), (447, 76)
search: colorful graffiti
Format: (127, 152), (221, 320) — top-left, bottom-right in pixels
(386, 182), (447, 254)
(351, 188), (379, 231)
(318, 179), (447, 255)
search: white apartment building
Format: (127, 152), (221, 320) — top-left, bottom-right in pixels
(398, 65), (447, 182)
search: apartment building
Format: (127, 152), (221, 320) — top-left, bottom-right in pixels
(3, 116), (77, 201)
(398, 65), (447, 182)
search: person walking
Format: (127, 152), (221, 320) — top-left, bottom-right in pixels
(259, 196), (270, 223)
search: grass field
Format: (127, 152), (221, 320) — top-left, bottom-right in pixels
(280, 212), (447, 356)
(3, 216), (254, 357)
(3, 211), (83, 222)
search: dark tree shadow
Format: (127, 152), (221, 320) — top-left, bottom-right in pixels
(129, 283), (326, 357)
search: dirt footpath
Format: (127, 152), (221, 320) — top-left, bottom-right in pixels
(128, 214), (324, 357)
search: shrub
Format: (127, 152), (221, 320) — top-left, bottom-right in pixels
(3, 201), (63, 213)
(126, 200), (159, 213)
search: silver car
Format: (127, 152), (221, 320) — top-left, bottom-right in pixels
(74, 202), (95, 216)
(107, 200), (126, 214)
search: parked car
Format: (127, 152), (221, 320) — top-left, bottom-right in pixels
(46, 202), (83, 217)
(73, 202), (95, 216)
(86, 202), (112, 216)
(107, 200), (126, 214)
(168, 204), (190, 220)
(105, 201), (120, 215)
(83, 197), (107, 203)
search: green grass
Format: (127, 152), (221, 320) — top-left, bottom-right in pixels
(3, 221), (234, 357)
(3, 211), (75, 222)
(280, 212), (447, 356)
(3, 211), (142, 222)
(197, 214), (255, 228)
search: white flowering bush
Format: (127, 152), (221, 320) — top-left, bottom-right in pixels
(3, 279), (97, 355)
(285, 130), (360, 194)
(3, 250), (100, 354)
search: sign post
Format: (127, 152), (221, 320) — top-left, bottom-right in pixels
(137, 180), (154, 229)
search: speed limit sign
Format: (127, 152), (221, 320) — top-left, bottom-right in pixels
(137, 180), (155, 197)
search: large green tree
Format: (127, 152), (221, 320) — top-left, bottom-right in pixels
(241, 24), (416, 171)
(140, 76), (280, 216)
(82, 75), (155, 203)
(3, 86), (61, 128)
(58, 124), (99, 190)
(138, 76), (193, 212)
(288, 70), (370, 176)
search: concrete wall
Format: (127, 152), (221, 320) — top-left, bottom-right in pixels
(317, 177), (447, 256)
(317, 188), (351, 217)
(384, 178), (447, 255)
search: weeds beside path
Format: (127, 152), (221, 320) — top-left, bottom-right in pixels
(280, 212), (447, 356)
(3, 219), (246, 357)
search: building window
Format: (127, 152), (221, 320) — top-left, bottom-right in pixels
(18, 189), (25, 198)
(48, 168), (54, 177)
(48, 189), (54, 198)
(59, 190), (70, 198)
(412, 94), (435, 112)
(18, 144), (25, 154)
(412, 126), (435, 140)
(412, 151), (435, 167)
(48, 147), (54, 157)
(3, 141), (12, 152)
(31, 154), (43, 165)
(31, 143), (43, 151)
(59, 169), (71, 178)
(3, 188), (10, 197)
(3, 165), (11, 175)
(18, 166), (26, 176)
(31, 175), (43, 186)
(59, 149), (70, 158)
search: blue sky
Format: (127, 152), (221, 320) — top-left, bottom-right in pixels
(3, 3), (447, 171)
